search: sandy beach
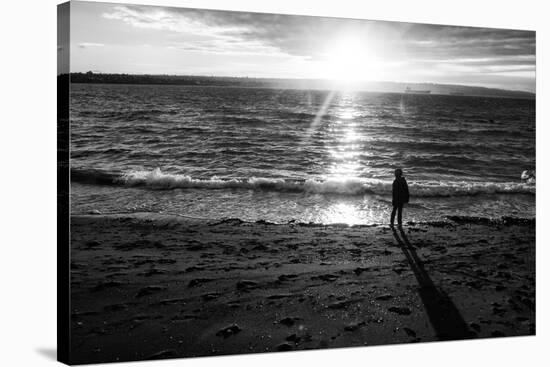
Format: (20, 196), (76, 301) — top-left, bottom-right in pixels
(69, 214), (535, 364)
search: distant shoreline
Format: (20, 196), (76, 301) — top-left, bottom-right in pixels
(61, 73), (535, 100)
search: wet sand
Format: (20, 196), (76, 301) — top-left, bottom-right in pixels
(69, 214), (535, 364)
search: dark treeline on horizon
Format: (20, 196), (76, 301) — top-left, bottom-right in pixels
(69, 71), (278, 88)
(63, 72), (535, 99)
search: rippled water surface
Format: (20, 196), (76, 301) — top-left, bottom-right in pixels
(70, 83), (535, 224)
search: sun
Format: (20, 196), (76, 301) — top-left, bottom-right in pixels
(323, 35), (377, 83)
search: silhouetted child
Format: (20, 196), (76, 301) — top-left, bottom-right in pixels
(391, 168), (409, 227)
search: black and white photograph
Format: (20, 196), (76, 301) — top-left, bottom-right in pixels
(57, 1), (535, 364)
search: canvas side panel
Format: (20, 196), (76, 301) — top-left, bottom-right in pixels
(57, 1), (70, 365)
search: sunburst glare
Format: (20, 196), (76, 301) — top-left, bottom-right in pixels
(323, 35), (379, 83)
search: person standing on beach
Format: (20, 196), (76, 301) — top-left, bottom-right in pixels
(390, 168), (409, 227)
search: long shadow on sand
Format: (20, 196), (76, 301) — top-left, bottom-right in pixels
(392, 227), (473, 340)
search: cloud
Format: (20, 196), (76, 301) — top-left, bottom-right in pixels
(166, 39), (289, 56)
(78, 42), (105, 48)
(98, 4), (534, 90)
(101, 5), (388, 59)
(102, 5), (534, 61)
(102, 6), (247, 38)
(403, 25), (535, 60)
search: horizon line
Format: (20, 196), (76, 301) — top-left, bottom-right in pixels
(63, 71), (535, 95)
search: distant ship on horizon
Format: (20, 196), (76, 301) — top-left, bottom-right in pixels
(404, 86), (431, 94)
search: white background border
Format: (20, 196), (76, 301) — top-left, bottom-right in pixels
(0, 0), (546, 366)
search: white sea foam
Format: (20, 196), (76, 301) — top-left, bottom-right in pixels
(116, 168), (535, 197)
(521, 170), (536, 184)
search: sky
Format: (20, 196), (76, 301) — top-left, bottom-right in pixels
(62, 1), (536, 92)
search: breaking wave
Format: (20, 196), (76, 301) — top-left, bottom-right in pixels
(71, 168), (535, 197)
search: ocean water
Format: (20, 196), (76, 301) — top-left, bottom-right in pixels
(70, 83), (535, 224)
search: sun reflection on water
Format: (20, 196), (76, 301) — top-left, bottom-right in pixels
(326, 93), (363, 181)
(338, 109), (356, 120)
(322, 92), (372, 224)
(324, 202), (364, 225)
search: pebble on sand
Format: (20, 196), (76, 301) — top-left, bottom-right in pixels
(216, 324), (242, 338)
